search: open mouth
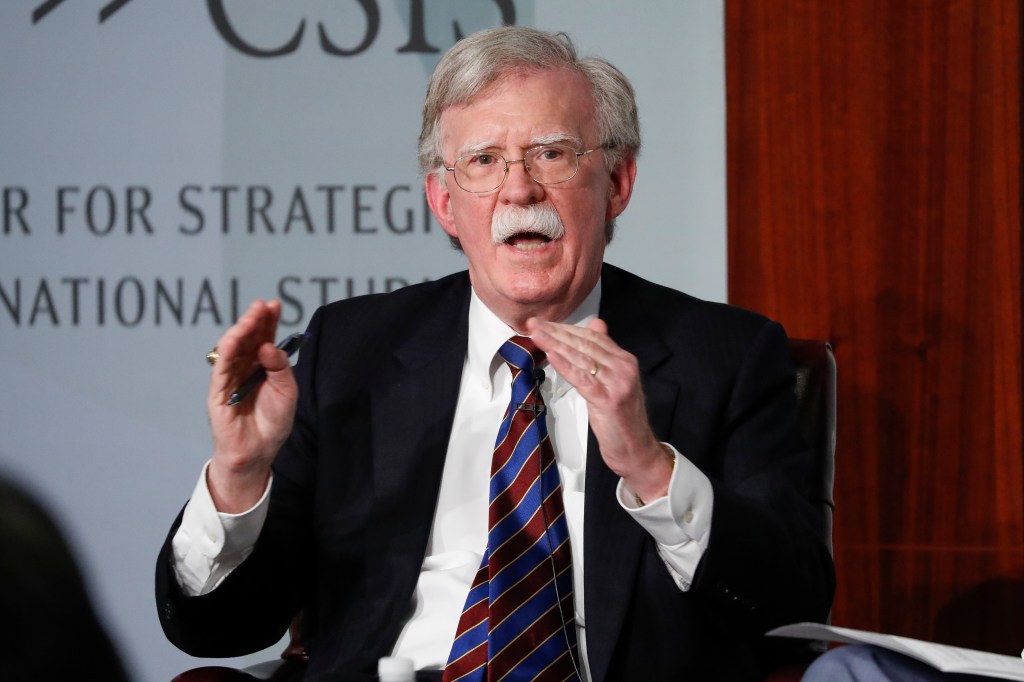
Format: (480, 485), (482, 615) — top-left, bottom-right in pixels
(505, 231), (553, 250)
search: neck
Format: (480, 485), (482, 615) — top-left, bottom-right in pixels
(486, 296), (586, 333)
(472, 280), (602, 334)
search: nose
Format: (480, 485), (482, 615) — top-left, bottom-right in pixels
(499, 157), (545, 204)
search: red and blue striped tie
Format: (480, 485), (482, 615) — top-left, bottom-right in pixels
(444, 336), (581, 682)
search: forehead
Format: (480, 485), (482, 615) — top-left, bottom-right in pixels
(439, 68), (598, 153)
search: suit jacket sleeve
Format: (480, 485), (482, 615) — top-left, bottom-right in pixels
(156, 273), (472, 673)
(155, 310), (326, 658)
(687, 318), (834, 634)
(585, 265), (834, 680)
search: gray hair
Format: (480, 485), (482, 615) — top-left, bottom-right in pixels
(418, 26), (641, 178)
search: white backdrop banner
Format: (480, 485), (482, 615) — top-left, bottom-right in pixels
(0, 1), (724, 679)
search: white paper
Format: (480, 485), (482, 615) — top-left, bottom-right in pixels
(768, 622), (1024, 681)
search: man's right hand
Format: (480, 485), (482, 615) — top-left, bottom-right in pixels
(206, 299), (298, 513)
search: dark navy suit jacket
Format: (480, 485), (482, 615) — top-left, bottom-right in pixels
(157, 264), (834, 681)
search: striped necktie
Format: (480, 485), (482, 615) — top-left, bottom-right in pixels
(444, 336), (581, 682)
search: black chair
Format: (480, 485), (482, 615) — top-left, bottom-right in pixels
(172, 339), (837, 682)
(170, 614), (306, 681)
(789, 339), (837, 556)
(765, 339), (837, 681)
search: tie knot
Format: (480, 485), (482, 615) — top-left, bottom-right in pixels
(498, 335), (544, 373)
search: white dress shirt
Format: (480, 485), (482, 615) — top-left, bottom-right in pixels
(172, 282), (714, 678)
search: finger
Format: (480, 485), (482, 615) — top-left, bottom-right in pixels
(543, 347), (604, 396)
(245, 302), (288, 376)
(209, 301), (278, 394)
(531, 318), (619, 359)
(547, 334), (604, 381)
(229, 301), (282, 359)
(258, 335), (292, 374)
(528, 333), (609, 401)
(529, 320), (618, 378)
(218, 302), (267, 360)
(529, 324), (589, 374)
(255, 300), (282, 352)
(586, 317), (609, 336)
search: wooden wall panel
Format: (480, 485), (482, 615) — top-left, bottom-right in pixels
(726, 0), (1023, 652)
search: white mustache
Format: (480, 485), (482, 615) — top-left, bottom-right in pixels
(491, 204), (565, 244)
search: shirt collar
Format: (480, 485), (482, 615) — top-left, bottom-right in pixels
(466, 281), (602, 399)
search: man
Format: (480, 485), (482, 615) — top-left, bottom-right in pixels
(157, 26), (834, 681)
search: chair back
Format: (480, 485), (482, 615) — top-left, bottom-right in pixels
(789, 339), (837, 555)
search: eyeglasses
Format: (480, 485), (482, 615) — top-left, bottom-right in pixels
(443, 143), (606, 194)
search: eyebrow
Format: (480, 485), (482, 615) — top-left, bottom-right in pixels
(460, 140), (500, 156)
(531, 133), (583, 148)
(457, 133), (585, 157)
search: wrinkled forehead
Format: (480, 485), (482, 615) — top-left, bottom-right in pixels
(437, 67), (598, 156)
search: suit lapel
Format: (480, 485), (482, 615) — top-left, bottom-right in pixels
(364, 279), (471, 642)
(584, 265), (678, 682)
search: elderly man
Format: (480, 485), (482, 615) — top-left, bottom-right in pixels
(157, 26), (834, 681)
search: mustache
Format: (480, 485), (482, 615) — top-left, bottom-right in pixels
(491, 204), (565, 244)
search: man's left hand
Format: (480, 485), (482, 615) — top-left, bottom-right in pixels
(528, 317), (674, 503)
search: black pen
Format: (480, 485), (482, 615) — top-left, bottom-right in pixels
(227, 332), (310, 406)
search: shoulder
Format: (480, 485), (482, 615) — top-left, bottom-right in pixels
(289, 271), (471, 394)
(310, 270), (470, 334)
(600, 263), (783, 351)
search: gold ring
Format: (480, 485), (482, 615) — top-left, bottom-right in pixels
(206, 347), (220, 365)
(589, 363), (599, 377)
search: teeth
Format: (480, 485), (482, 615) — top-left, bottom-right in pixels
(505, 232), (550, 251)
(512, 241), (545, 251)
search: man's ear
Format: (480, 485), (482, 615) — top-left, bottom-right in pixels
(425, 172), (459, 240)
(605, 154), (638, 222)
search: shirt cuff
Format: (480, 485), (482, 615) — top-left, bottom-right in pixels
(616, 445), (714, 590)
(170, 460), (272, 595)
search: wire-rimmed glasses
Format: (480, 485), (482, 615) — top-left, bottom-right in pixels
(444, 143), (605, 193)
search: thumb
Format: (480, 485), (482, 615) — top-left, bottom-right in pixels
(258, 341), (291, 374)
